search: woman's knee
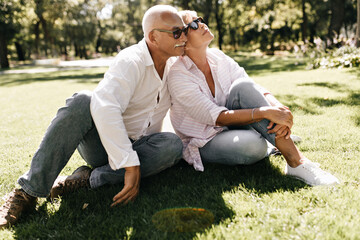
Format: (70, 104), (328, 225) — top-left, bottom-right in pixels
(229, 79), (256, 96)
(227, 80), (267, 110)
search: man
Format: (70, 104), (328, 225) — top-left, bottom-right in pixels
(0, 5), (187, 228)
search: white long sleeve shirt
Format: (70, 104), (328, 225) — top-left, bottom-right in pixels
(90, 39), (175, 170)
(168, 48), (269, 171)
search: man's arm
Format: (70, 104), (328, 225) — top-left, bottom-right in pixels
(91, 59), (142, 206)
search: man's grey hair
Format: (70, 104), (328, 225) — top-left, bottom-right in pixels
(142, 5), (178, 40)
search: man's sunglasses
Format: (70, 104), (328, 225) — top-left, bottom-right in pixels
(187, 17), (205, 30)
(152, 27), (188, 39)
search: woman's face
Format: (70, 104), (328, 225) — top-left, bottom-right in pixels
(184, 15), (214, 51)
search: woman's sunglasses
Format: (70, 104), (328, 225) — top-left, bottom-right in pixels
(152, 27), (188, 39)
(187, 17), (205, 30)
(151, 17), (205, 39)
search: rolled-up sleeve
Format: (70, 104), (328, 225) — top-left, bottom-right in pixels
(90, 59), (141, 170)
(168, 68), (227, 126)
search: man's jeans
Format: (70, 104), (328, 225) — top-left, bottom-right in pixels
(199, 79), (276, 166)
(18, 91), (183, 198)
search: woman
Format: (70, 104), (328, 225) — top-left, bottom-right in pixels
(167, 10), (339, 186)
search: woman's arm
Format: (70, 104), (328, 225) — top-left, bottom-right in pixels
(216, 106), (293, 128)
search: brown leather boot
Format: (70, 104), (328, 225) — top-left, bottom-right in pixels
(0, 189), (37, 229)
(50, 166), (92, 200)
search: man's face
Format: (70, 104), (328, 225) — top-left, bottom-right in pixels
(153, 12), (187, 57)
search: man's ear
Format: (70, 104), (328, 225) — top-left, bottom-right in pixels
(148, 31), (158, 45)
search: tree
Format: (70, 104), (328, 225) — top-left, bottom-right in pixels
(357, 0), (360, 47)
(0, 0), (23, 69)
(33, 0), (66, 58)
(328, 0), (345, 43)
(214, 0), (225, 50)
(301, 0), (308, 41)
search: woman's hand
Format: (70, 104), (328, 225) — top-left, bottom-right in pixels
(267, 122), (291, 139)
(260, 106), (293, 129)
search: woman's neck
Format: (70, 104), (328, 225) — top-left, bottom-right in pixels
(186, 46), (208, 72)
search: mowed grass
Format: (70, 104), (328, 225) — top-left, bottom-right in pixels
(0, 55), (359, 239)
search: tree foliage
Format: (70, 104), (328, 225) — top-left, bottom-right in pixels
(0, 0), (358, 68)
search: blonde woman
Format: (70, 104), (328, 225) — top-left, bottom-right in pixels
(168, 10), (339, 186)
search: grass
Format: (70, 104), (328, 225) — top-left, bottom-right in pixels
(0, 55), (360, 239)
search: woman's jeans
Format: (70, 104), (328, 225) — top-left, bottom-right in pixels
(199, 79), (276, 166)
(18, 91), (183, 198)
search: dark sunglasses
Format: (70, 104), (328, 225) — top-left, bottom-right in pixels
(187, 17), (205, 30)
(152, 27), (188, 39)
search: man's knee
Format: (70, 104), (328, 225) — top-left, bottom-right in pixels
(158, 132), (183, 162)
(67, 90), (92, 108)
(64, 90), (92, 117)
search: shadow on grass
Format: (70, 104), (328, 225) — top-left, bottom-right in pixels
(226, 52), (307, 76)
(347, 67), (360, 79)
(13, 158), (306, 239)
(0, 69), (104, 87)
(273, 94), (320, 115)
(274, 88), (360, 122)
(297, 82), (344, 91)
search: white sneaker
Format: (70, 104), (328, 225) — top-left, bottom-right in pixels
(285, 159), (340, 186)
(290, 135), (302, 144)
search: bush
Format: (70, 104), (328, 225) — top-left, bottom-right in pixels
(309, 46), (360, 69)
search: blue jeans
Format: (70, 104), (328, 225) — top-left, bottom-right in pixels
(18, 91), (183, 198)
(199, 79), (276, 165)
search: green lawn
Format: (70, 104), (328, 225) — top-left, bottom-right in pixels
(0, 56), (359, 239)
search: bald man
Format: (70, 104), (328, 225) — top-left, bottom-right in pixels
(0, 5), (187, 228)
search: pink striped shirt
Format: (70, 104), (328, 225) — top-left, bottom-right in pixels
(168, 48), (267, 171)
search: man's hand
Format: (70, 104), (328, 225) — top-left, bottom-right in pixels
(111, 166), (140, 207)
(267, 122), (291, 139)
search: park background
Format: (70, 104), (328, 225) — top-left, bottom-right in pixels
(1, 0), (360, 67)
(1, 0), (360, 239)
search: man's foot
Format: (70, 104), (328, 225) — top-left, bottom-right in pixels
(50, 166), (92, 199)
(0, 189), (37, 229)
(285, 159), (340, 186)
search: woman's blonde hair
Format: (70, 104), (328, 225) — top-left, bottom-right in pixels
(178, 10), (197, 25)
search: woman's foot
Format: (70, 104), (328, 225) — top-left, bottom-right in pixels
(285, 159), (340, 186)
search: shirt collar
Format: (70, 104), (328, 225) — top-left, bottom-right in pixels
(180, 55), (196, 70)
(180, 48), (218, 70)
(139, 38), (155, 67)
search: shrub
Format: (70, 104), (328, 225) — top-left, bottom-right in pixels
(309, 46), (360, 69)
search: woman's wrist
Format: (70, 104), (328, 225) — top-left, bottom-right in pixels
(257, 106), (270, 120)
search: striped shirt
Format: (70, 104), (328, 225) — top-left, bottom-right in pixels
(168, 48), (265, 171)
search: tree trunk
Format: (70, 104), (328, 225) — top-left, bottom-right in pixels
(15, 42), (25, 61)
(34, 21), (40, 59)
(301, 0), (308, 42)
(215, 0), (223, 50)
(0, 35), (10, 69)
(179, 0), (189, 9)
(357, 0), (360, 47)
(203, 0), (213, 25)
(328, 0), (345, 43)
